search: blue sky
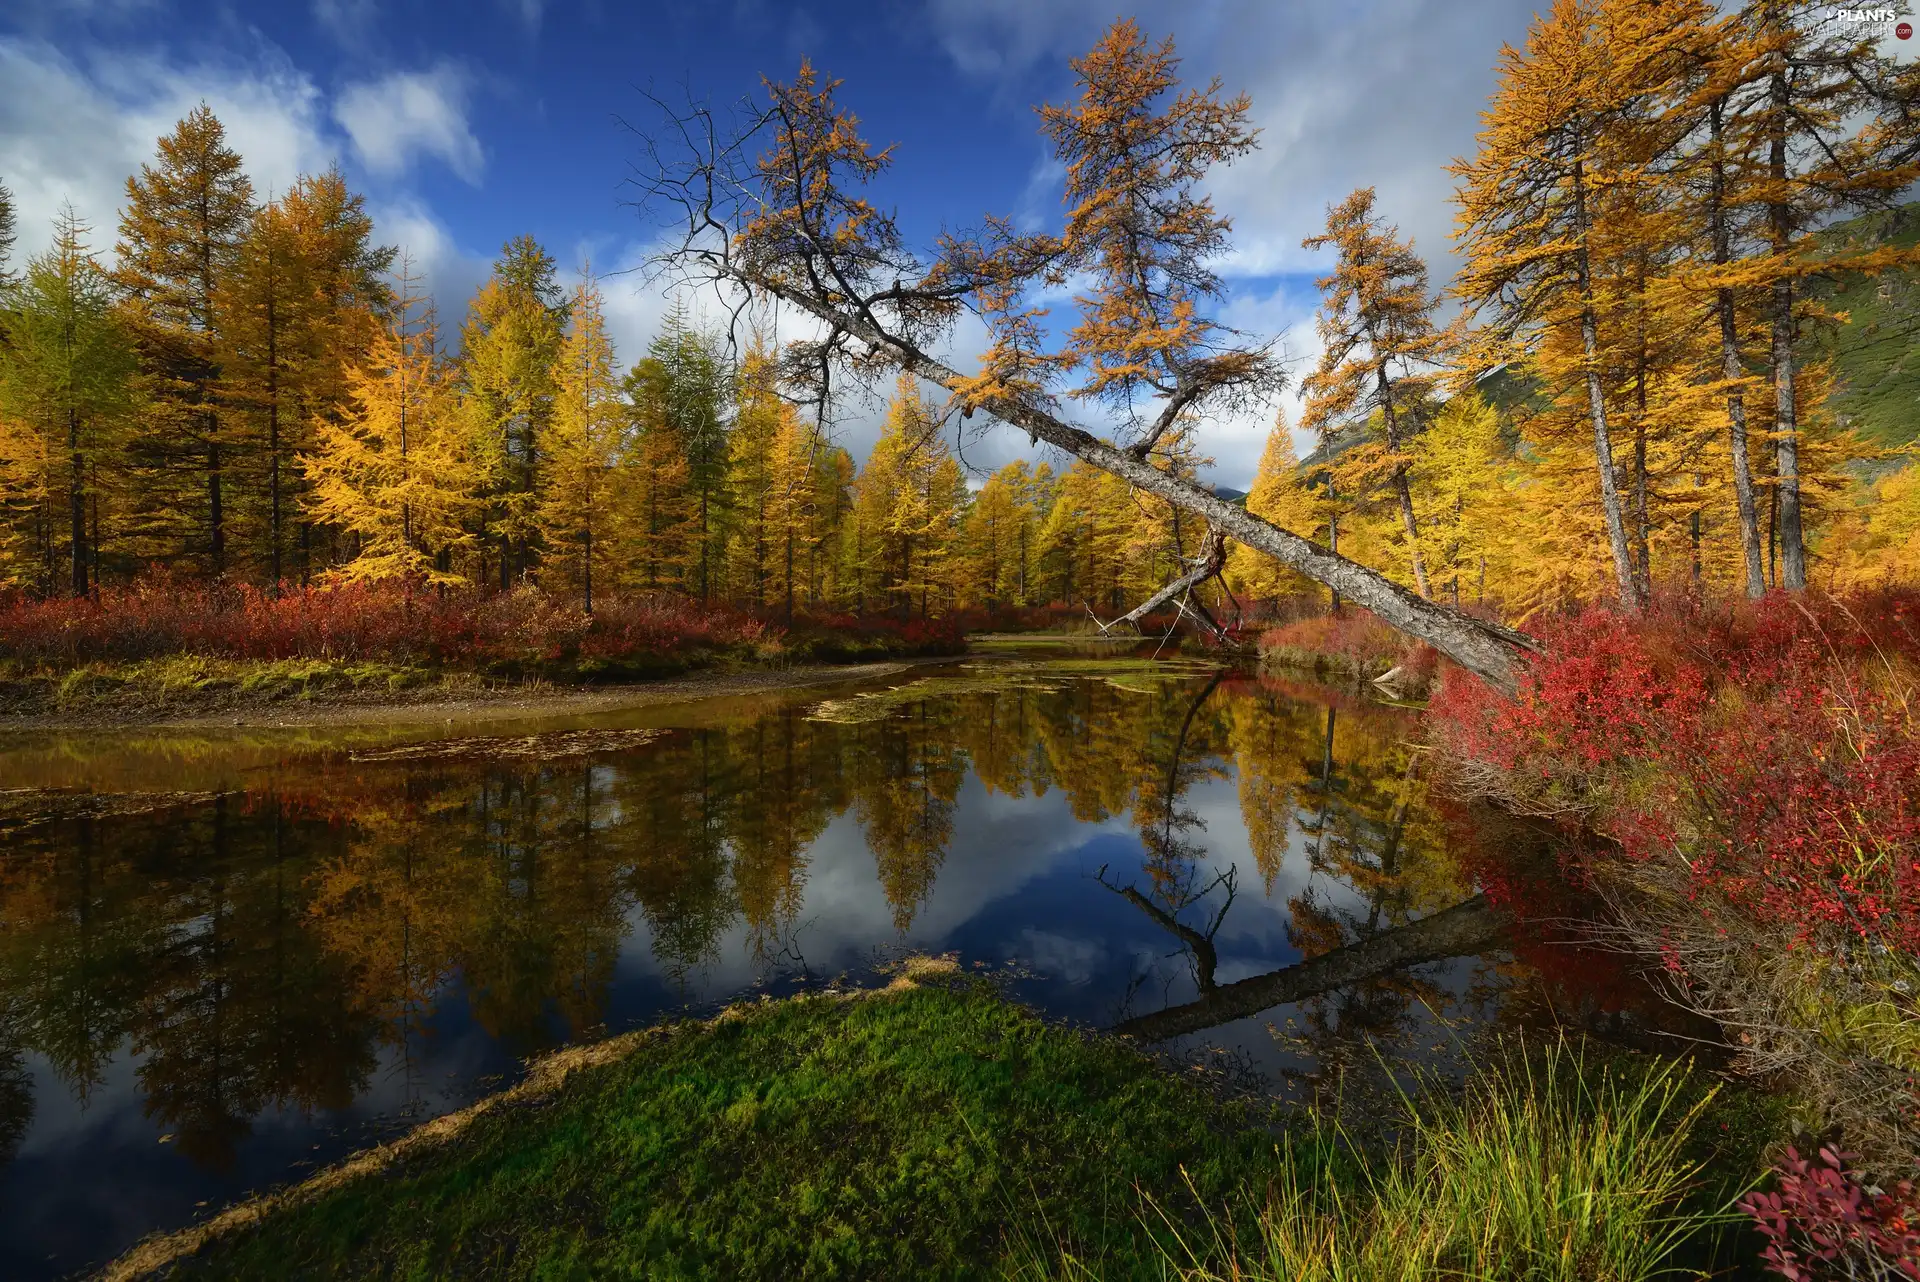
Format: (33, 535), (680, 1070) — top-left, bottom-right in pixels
(8, 0), (1849, 484)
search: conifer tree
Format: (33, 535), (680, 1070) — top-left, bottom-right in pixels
(846, 376), (967, 617)
(961, 461), (1036, 609)
(538, 274), (623, 612)
(459, 236), (566, 587)
(0, 177), (17, 291)
(279, 170), (394, 578)
(1300, 188), (1444, 597)
(621, 356), (696, 592)
(1675, 7), (1774, 596)
(219, 172), (391, 585)
(647, 305), (731, 599)
(1225, 413), (1319, 603)
(305, 263), (471, 584)
(1036, 462), (1131, 609)
(218, 197), (298, 585)
(911, 452), (967, 617)
(1717, 2), (1918, 589)
(809, 444), (855, 606)
(725, 346), (782, 606)
(1451, 0), (1704, 611)
(0, 412), (45, 588)
(1407, 395), (1509, 606)
(114, 105), (255, 574)
(0, 206), (137, 594)
(765, 404), (820, 622)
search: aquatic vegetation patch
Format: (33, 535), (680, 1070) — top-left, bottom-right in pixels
(346, 727), (668, 764)
(0, 786), (228, 836)
(804, 659), (1223, 723)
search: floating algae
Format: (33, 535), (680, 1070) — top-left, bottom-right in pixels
(348, 727), (667, 763)
(806, 658), (1224, 723)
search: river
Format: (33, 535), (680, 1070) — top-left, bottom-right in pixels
(0, 650), (1629, 1279)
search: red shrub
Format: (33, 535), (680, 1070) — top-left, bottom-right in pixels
(0, 575), (773, 669)
(1429, 591), (1920, 954)
(1742, 1145), (1920, 1280)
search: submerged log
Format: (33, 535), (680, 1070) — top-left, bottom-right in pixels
(1111, 894), (1510, 1042)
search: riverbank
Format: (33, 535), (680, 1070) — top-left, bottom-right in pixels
(103, 962), (1778, 1282)
(0, 654), (967, 732)
(0, 578), (976, 729)
(1428, 589), (1920, 1185)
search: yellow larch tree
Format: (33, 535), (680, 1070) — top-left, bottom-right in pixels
(764, 402), (821, 622)
(1225, 412), (1319, 604)
(113, 104), (255, 576)
(1451, 0), (1710, 611)
(847, 376), (964, 617)
(620, 355), (696, 593)
(218, 169), (390, 585)
(959, 461), (1030, 610)
(724, 345), (782, 607)
(1407, 394), (1509, 607)
(304, 265), (472, 584)
(457, 236), (566, 588)
(538, 273), (625, 612)
(1700, 2), (1919, 591)
(1300, 188), (1446, 597)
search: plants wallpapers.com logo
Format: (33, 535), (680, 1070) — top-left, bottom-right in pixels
(1832, 7), (1914, 36)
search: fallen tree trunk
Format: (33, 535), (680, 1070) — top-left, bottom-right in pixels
(741, 277), (1540, 695)
(1098, 528), (1227, 638)
(1109, 894), (1509, 1041)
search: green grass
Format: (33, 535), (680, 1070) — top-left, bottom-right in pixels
(1152, 1045), (1768, 1282)
(157, 978), (1780, 1282)
(14, 655), (441, 710)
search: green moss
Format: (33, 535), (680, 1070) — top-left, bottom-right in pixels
(171, 980), (1294, 1281)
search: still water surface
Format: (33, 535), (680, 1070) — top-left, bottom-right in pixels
(0, 654), (1588, 1278)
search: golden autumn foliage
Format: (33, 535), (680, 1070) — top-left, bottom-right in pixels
(1226, 416), (1319, 604)
(2, 21), (1916, 632)
(538, 275), (624, 611)
(304, 271), (473, 585)
(1301, 188), (1446, 598)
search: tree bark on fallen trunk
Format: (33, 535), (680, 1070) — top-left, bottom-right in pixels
(743, 277), (1540, 695)
(1109, 894), (1509, 1041)
(1098, 528), (1226, 636)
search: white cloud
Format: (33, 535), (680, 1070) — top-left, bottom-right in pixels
(367, 195), (492, 329)
(919, 0), (1550, 277)
(334, 63), (484, 184)
(311, 0), (380, 49)
(0, 35), (494, 349)
(0, 37), (334, 261)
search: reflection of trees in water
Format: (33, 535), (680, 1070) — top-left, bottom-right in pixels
(1096, 671), (1241, 997)
(1105, 674), (1489, 1095)
(851, 701), (966, 934)
(1, 798), (377, 1170)
(0, 668), (1490, 1172)
(0, 1000), (33, 1167)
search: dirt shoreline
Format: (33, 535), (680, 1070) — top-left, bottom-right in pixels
(0, 656), (965, 734)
